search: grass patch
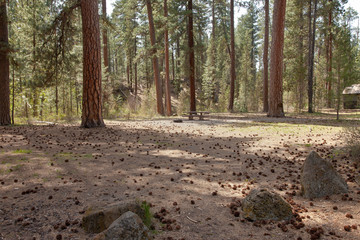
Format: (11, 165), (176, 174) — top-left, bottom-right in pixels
(13, 149), (32, 154)
(140, 201), (153, 229)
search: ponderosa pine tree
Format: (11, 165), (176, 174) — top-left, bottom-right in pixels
(268, 0), (286, 117)
(0, 0), (10, 125)
(146, 0), (164, 115)
(80, 0), (105, 128)
(228, 0), (235, 112)
(188, 0), (196, 112)
(307, 0), (318, 113)
(263, 0), (269, 112)
(164, 0), (172, 116)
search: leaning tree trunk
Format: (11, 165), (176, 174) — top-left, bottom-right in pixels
(263, 0), (269, 113)
(228, 0), (235, 112)
(80, 0), (105, 128)
(268, 0), (286, 117)
(0, 0), (10, 125)
(188, 0), (196, 112)
(146, 0), (164, 115)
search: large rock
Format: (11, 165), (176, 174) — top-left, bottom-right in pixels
(300, 151), (348, 199)
(82, 201), (145, 233)
(241, 188), (293, 221)
(94, 212), (151, 240)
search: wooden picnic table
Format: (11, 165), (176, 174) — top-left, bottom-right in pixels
(183, 111), (210, 120)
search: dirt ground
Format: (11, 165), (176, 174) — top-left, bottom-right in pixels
(0, 113), (360, 240)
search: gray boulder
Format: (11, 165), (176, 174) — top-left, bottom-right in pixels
(300, 151), (348, 199)
(93, 212), (151, 240)
(104, 211), (151, 240)
(241, 188), (293, 221)
(82, 201), (145, 233)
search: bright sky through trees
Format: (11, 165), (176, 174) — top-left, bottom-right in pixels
(107, 0), (360, 25)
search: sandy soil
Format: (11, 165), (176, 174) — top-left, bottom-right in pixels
(0, 113), (359, 240)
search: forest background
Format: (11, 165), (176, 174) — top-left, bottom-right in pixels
(3, 0), (360, 124)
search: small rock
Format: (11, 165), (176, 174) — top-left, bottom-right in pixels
(300, 151), (348, 199)
(82, 201), (145, 233)
(241, 188), (293, 221)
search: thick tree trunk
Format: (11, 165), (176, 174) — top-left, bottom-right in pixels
(188, 0), (196, 112)
(146, 0), (164, 115)
(268, 0), (286, 117)
(263, 0), (269, 113)
(164, 0), (171, 116)
(228, 0), (235, 112)
(80, 0), (105, 128)
(0, 0), (10, 125)
(307, 0), (318, 113)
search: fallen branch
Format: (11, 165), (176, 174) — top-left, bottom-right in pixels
(186, 216), (198, 223)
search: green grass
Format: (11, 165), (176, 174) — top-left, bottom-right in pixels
(13, 149), (32, 154)
(140, 201), (153, 229)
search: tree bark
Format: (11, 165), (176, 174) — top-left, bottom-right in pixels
(326, 0), (333, 108)
(263, 0), (269, 113)
(0, 0), (10, 125)
(188, 0), (196, 112)
(268, 0), (286, 117)
(80, 0), (105, 128)
(146, 0), (164, 115)
(228, 0), (235, 112)
(307, 0), (318, 113)
(164, 0), (172, 116)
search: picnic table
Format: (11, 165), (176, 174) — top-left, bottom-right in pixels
(182, 111), (210, 120)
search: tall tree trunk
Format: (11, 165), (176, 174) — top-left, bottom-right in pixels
(101, 0), (109, 72)
(188, 0), (196, 112)
(268, 0), (286, 117)
(80, 0), (105, 128)
(0, 0), (10, 125)
(263, 0), (269, 112)
(134, 37), (138, 99)
(146, 0), (164, 115)
(32, 0), (38, 117)
(326, 0), (333, 108)
(228, 0), (235, 112)
(164, 0), (172, 116)
(307, 0), (318, 113)
(211, 0), (216, 102)
(336, 57), (341, 120)
(297, 1), (305, 112)
(101, 0), (109, 117)
(12, 65), (15, 125)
